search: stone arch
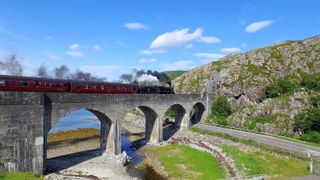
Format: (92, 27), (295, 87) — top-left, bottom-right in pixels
(138, 106), (159, 143)
(44, 107), (115, 173)
(163, 104), (187, 140)
(190, 102), (206, 125)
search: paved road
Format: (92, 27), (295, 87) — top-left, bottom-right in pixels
(193, 123), (320, 157)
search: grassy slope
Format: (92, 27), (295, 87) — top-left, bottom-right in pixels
(191, 128), (310, 179)
(164, 71), (187, 80)
(223, 145), (309, 179)
(0, 172), (43, 180)
(48, 128), (100, 143)
(152, 144), (225, 180)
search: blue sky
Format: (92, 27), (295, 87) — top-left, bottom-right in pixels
(0, 0), (319, 81)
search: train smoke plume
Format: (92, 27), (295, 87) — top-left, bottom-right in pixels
(53, 65), (69, 79)
(0, 54), (23, 76)
(120, 69), (171, 86)
(36, 64), (106, 81)
(37, 65), (49, 78)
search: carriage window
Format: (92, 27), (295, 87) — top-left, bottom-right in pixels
(0, 80), (7, 86)
(105, 86), (110, 90)
(122, 86), (127, 90)
(20, 81), (29, 86)
(92, 85), (97, 89)
(84, 84), (89, 89)
(55, 82), (60, 87)
(100, 85), (104, 90)
(34, 81), (40, 87)
(116, 86), (120, 90)
(45, 82), (53, 87)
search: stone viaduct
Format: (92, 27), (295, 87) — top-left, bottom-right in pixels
(0, 91), (213, 174)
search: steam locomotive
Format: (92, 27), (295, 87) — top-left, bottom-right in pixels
(0, 75), (174, 94)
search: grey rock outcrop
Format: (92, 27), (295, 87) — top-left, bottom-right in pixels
(173, 36), (320, 107)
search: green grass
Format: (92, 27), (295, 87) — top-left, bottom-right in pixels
(164, 71), (187, 80)
(0, 172), (43, 180)
(223, 145), (309, 179)
(279, 134), (320, 148)
(191, 127), (310, 158)
(152, 144), (226, 180)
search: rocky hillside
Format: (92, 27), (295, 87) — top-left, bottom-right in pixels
(172, 35), (320, 135)
(173, 36), (320, 107)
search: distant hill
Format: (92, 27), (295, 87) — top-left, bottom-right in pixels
(164, 71), (187, 80)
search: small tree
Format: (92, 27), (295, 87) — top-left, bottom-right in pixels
(264, 78), (299, 98)
(211, 96), (232, 117)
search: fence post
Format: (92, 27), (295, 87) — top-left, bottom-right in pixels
(308, 152), (313, 174)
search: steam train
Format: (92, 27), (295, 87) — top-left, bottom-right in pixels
(0, 75), (174, 94)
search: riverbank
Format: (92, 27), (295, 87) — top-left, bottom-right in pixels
(45, 122), (311, 179)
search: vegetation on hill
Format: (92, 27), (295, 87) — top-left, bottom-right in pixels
(164, 71), (187, 80)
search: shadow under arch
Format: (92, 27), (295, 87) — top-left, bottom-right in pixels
(44, 107), (113, 174)
(190, 102), (206, 126)
(138, 106), (158, 143)
(163, 104), (187, 141)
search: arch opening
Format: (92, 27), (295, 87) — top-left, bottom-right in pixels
(44, 108), (112, 174)
(138, 106), (158, 143)
(190, 102), (206, 126)
(163, 104), (186, 141)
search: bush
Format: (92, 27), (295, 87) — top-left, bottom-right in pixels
(301, 73), (320, 91)
(165, 107), (175, 118)
(208, 115), (230, 126)
(211, 96), (232, 117)
(310, 94), (320, 108)
(264, 78), (299, 98)
(294, 108), (320, 133)
(299, 132), (320, 143)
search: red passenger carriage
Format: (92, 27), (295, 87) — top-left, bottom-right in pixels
(0, 75), (139, 94)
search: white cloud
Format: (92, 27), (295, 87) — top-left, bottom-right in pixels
(65, 51), (84, 58)
(140, 49), (165, 55)
(124, 22), (148, 30)
(150, 28), (203, 49)
(93, 44), (102, 51)
(200, 36), (221, 43)
(245, 20), (273, 33)
(221, 47), (241, 53)
(48, 54), (62, 60)
(139, 58), (157, 63)
(69, 43), (80, 50)
(150, 28), (221, 49)
(194, 53), (225, 60)
(161, 60), (194, 70)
